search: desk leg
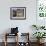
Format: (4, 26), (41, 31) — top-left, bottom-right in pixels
(4, 41), (7, 46)
(4, 34), (7, 46)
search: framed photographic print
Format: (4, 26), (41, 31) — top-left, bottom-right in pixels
(37, 0), (46, 18)
(10, 7), (26, 20)
(36, 0), (46, 26)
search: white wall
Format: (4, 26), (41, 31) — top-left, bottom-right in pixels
(0, 0), (36, 42)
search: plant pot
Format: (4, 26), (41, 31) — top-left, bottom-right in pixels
(40, 38), (45, 43)
(37, 39), (45, 44)
(37, 39), (40, 43)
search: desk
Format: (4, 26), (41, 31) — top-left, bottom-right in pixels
(4, 33), (18, 46)
(4, 33), (30, 46)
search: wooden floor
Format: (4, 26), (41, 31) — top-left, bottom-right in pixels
(0, 42), (46, 46)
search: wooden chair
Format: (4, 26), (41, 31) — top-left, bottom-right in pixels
(18, 33), (30, 46)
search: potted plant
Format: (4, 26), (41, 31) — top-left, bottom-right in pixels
(33, 32), (46, 43)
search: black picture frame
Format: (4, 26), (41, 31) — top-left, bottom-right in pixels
(10, 7), (26, 20)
